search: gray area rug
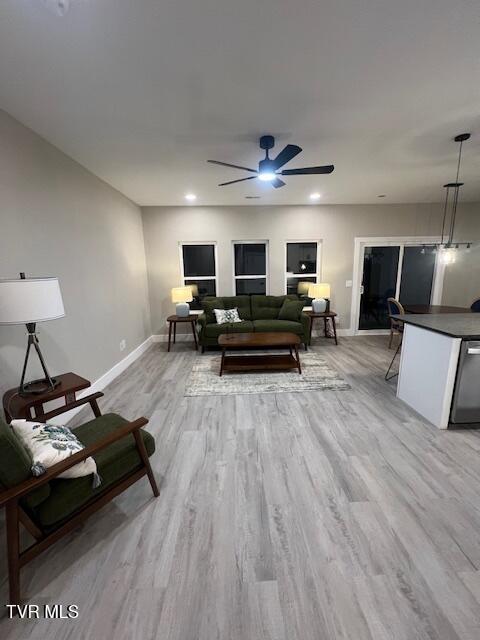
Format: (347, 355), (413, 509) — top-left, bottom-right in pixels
(185, 351), (351, 396)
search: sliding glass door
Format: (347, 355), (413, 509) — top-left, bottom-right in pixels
(399, 246), (437, 306)
(359, 247), (400, 330)
(358, 243), (438, 330)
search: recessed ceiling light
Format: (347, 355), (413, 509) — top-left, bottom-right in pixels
(258, 172), (276, 182)
(309, 192), (321, 200)
(185, 193), (197, 202)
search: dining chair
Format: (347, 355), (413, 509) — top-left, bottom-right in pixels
(386, 297), (405, 349)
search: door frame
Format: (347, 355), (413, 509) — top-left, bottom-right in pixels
(351, 236), (444, 335)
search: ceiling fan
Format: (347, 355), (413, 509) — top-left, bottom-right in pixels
(207, 135), (334, 189)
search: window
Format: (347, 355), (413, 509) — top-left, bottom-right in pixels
(285, 241), (319, 295)
(233, 241), (268, 295)
(180, 243), (218, 309)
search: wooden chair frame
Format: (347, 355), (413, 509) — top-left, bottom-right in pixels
(0, 393), (159, 606)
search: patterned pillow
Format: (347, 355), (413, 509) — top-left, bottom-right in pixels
(11, 420), (101, 488)
(214, 307), (242, 324)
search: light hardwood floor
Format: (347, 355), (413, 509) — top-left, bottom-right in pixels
(2, 336), (480, 639)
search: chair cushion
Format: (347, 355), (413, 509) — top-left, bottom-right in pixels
(34, 413), (155, 528)
(0, 418), (33, 488)
(204, 320), (254, 338)
(251, 295), (298, 320)
(278, 299), (305, 322)
(253, 319), (304, 334)
(471, 299), (480, 312)
(0, 419), (51, 509)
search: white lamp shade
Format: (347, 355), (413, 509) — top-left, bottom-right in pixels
(171, 286), (193, 304)
(308, 283), (331, 299)
(188, 283), (199, 297)
(0, 277), (65, 325)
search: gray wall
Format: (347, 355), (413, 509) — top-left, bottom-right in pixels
(441, 209), (480, 307)
(142, 203), (479, 334)
(0, 110), (151, 396)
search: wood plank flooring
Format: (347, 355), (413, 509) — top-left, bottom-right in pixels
(2, 336), (480, 639)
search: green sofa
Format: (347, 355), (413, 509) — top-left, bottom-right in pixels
(196, 294), (310, 350)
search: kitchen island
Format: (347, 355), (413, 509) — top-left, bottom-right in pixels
(390, 313), (480, 429)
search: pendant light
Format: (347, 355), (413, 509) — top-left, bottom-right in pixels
(439, 133), (472, 263)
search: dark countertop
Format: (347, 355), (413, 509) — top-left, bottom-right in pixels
(391, 313), (480, 340)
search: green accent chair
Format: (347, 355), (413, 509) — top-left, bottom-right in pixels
(197, 294), (311, 350)
(0, 393), (158, 605)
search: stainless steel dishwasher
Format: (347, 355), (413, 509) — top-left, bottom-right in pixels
(450, 340), (480, 424)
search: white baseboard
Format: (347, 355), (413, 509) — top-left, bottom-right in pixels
(51, 336), (154, 425)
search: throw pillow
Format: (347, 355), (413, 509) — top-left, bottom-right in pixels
(214, 307), (242, 324)
(11, 420), (101, 488)
(202, 298), (224, 324)
(278, 299), (305, 322)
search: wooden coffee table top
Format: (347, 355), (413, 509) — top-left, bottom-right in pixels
(218, 331), (300, 348)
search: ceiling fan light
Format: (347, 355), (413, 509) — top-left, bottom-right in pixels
(258, 172), (276, 182)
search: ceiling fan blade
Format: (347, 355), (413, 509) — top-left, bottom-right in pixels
(281, 164), (334, 175)
(271, 178), (286, 189)
(218, 176), (258, 186)
(208, 160), (257, 173)
(271, 144), (302, 170)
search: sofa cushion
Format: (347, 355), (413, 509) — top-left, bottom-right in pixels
(278, 299), (305, 322)
(202, 297), (224, 323)
(251, 295), (298, 320)
(34, 413), (155, 528)
(205, 320), (254, 338)
(203, 296), (252, 321)
(253, 319), (304, 335)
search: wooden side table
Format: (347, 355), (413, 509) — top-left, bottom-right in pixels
(167, 315), (198, 352)
(2, 372), (100, 422)
(305, 310), (338, 345)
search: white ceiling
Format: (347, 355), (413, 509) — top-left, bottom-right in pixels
(1, 0), (479, 206)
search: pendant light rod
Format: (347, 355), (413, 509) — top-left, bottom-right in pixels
(442, 133), (470, 246)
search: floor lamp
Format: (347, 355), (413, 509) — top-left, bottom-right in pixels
(0, 273), (65, 395)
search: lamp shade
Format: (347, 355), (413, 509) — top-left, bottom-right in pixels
(171, 286), (193, 304)
(188, 283), (199, 297)
(308, 283), (331, 299)
(297, 281), (313, 296)
(0, 277), (65, 325)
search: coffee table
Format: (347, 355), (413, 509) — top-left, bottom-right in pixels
(218, 332), (302, 376)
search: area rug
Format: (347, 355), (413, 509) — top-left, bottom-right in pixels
(184, 351), (351, 397)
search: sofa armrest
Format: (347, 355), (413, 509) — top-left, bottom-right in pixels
(0, 417), (148, 507)
(196, 313), (207, 330)
(300, 313), (311, 341)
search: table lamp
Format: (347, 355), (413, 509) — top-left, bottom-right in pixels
(0, 273), (65, 395)
(297, 281), (313, 297)
(188, 283), (199, 298)
(171, 286), (193, 317)
(308, 283), (331, 313)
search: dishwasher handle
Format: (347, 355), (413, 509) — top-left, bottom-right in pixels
(467, 347), (480, 355)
